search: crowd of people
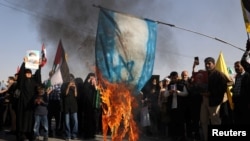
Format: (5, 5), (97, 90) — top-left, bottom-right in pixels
(0, 40), (250, 141)
(0, 57), (102, 141)
(138, 40), (250, 141)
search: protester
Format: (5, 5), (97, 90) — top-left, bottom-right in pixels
(141, 75), (161, 137)
(82, 73), (98, 139)
(3, 76), (17, 135)
(0, 80), (7, 131)
(61, 74), (78, 141)
(188, 62), (206, 140)
(93, 84), (102, 135)
(2, 78), (12, 128)
(74, 77), (85, 136)
(12, 73), (20, 113)
(164, 71), (188, 141)
(241, 39), (250, 73)
(146, 75), (161, 137)
(180, 69), (202, 140)
(158, 77), (170, 138)
(16, 57), (42, 141)
(231, 61), (250, 125)
(43, 71), (62, 137)
(200, 57), (233, 141)
(33, 84), (49, 141)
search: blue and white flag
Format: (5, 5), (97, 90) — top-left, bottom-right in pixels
(95, 8), (157, 93)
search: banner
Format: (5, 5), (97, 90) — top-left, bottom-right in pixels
(95, 8), (158, 92)
(50, 40), (70, 85)
(25, 50), (40, 70)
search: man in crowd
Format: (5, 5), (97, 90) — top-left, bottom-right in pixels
(43, 71), (62, 137)
(231, 61), (250, 125)
(200, 57), (233, 141)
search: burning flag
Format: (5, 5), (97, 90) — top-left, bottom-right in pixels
(95, 8), (158, 93)
(98, 78), (139, 141)
(50, 40), (70, 85)
(95, 7), (157, 141)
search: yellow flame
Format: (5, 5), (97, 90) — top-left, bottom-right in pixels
(99, 79), (139, 141)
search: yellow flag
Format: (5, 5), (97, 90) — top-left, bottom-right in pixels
(215, 52), (234, 110)
(241, 0), (250, 33)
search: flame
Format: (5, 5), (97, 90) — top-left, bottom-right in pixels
(98, 77), (139, 141)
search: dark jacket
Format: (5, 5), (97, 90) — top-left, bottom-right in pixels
(207, 69), (229, 106)
(232, 72), (250, 108)
(61, 82), (78, 114)
(34, 93), (48, 115)
(167, 80), (186, 109)
(16, 62), (41, 133)
(241, 51), (250, 73)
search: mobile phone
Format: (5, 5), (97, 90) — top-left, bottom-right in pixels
(194, 56), (199, 65)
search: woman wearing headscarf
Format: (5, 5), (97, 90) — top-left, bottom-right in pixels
(82, 73), (98, 139)
(16, 57), (41, 141)
(74, 77), (84, 136)
(60, 74), (78, 140)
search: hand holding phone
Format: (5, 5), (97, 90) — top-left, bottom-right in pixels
(194, 56), (199, 65)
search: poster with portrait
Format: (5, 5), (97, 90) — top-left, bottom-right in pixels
(25, 50), (40, 70)
(192, 70), (208, 92)
(193, 71), (207, 83)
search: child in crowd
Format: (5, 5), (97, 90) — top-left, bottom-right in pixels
(33, 84), (49, 141)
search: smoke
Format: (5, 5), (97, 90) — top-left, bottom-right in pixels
(19, 0), (178, 79)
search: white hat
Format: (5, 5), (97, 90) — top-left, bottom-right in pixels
(165, 77), (170, 81)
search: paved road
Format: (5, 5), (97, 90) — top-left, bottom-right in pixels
(0, 130), (168, 141)
(0, 118), (169, 141)
(0, 131), (110, 141)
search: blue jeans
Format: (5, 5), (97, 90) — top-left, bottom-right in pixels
(33, 115), (48, 137)
(65, 112), (78, 139)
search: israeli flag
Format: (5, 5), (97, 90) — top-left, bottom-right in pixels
(95, 8), (157, 93)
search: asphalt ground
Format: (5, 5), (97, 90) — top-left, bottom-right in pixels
(0, 116), (170, 141)
(0, 128), (168, 141)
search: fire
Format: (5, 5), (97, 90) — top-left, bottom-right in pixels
(99, 78), (139, 141)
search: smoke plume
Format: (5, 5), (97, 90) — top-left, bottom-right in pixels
(20, 0), (178, 80)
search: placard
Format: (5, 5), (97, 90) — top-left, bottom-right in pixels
(193, 70), (208, 83)
(25, 50), (40, 70)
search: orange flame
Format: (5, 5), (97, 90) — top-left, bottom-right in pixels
(98, 76), (139, 141)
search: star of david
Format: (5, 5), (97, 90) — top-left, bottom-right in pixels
(113, 55), (134, 82)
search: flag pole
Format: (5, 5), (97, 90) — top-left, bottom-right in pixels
(155, 20), (245, 52)
(93, 5), (245, 52)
